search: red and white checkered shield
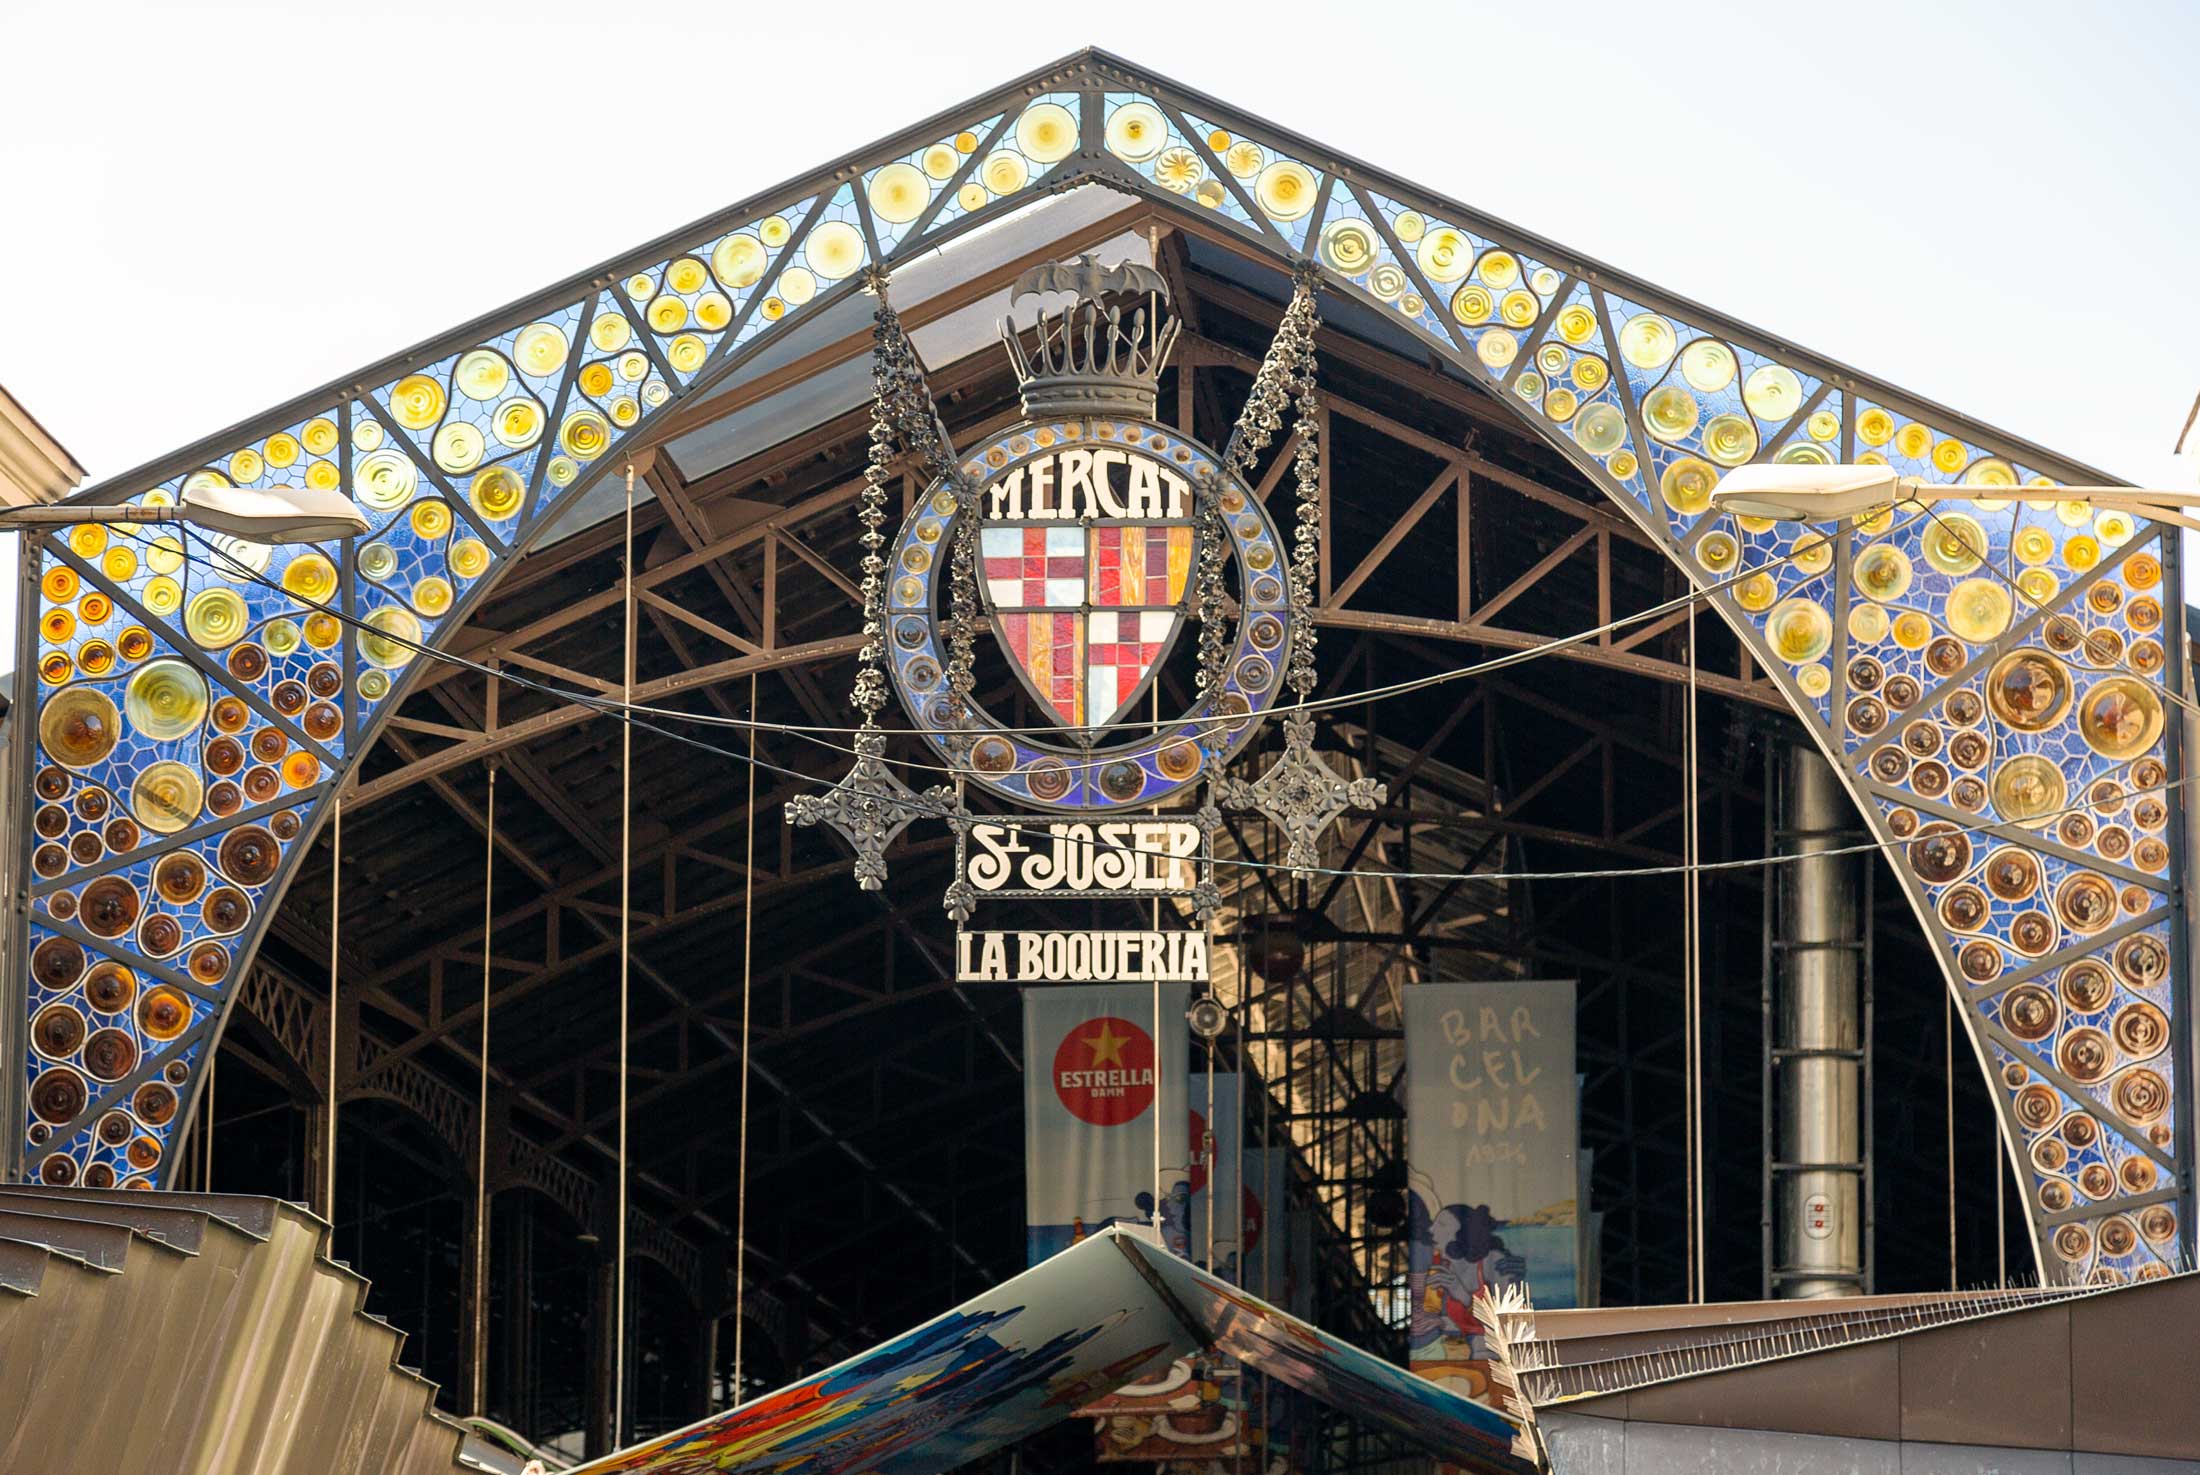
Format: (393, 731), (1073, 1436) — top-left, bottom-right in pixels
(980, 523), (1194, 729)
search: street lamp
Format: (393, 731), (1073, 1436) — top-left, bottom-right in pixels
(1710, 463), (2200, 532)
(0, 481), (369, 543)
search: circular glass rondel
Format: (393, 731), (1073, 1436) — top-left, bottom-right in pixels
(884, 417), (1297, 810)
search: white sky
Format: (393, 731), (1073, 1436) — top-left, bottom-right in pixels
(3, 0), (2197, 621)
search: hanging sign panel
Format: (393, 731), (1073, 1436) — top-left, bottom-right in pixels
(962, 816), (1210, 901)
(1026, 983), (1192, 1265)
(1403, 981), (1579, 1406)
(958, 930), (1210, 983)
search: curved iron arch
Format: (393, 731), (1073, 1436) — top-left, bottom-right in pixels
(9, 49), (2187, 1296)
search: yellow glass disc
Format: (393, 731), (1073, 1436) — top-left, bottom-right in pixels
(1573, 402), (1627, 457)
(1537, 345), (1568, 375)
(1774, 441), (1832, 466)
(1555, 304), (1596, 344)
(229, 448), (263, 483)
(1702, 412), (1759, 467)
(1659, 456), (1716, 515)
(184, 587), (248, 649)
(1498, 289), (1538, 328)
(66, 524), (106, 559)
(144, 577), (182, 616)
(1225, 140), (1264, 179)
(1797, 663), (1832, 698)
(264, 619), (301, 655)
(1154, 146), (1202, 193)
(1735, 572), (1777, 612)
(513, 323), (569, 378)
(1545, 387), (1579, 422)
(131, 761), (203, 835)
(1849, 602), (1889, 644)
(1449, 283), (1492, 325)
(666, 258), (707, 294)
(1743, 365), (1803, 422)
(1679, 339), (1736, 392)
(805, 221), (865, 282)
(1698, 530), (1739, 573)
(560, 410), (612, 461)
(1993, 755), (2067, 828)
(758, 215), (791, 247)
(1966, 457), (2017, 488)
(1416, 227), (1473, 285)
(283, 553), (338, 603)
(957, 182), (988, 212)
(303, 417), (339, 456)
(2095, 509), (2136, 547)
(1318, 219), (1376, 276)
(1852, 543), (1912, 602)
(306, 461), (340, 490)
(359, 542), (398, 580)
(1922, 513), (1987, 575)
(102, 547), (137, 581)
(390, 374), (446, 431)
(1892, 610), (1932, 649)
(580, 362), (615, 398)
(777, 266), (817, 306)
(1475, 331), (1517, 370)
(868, 162), (930, 224)
(1643, 385), (1699, 443)
(353, 419), (384, 452)
(1106, 101), (1167, 163)
(982, 150), (1029, 195)
(648, 294), (689, 333)
(1807, 409), (1840, 442)
(2013, 526), (2055, 565)
(1572, 356), (1609, 392)
(1894, 422), (1932, 461)
(1932, 437), (1968, 474)
(2016, 567), (2059, 605)
(1193, 179), (1226, 210)
(263, 434), (299, 469)
(609, 396), (640, 427)
(433, 421), (485, 474)
(412, 576), (454, 616)
(469, 465), (526, 521)
(1476, 251), (1520, 289)
(712, 233), (767, 290)
(694, 292), (732, 331)
(668, 334), (708, 375)
(1619, 314), (1676, 370)
(1016, 102), (1077, 164)
(922, 143), (960, 180)
(360, 604), (423, 669)
(1393, 210), (1426, 244)
(124, 659), (208, 741)
(953, 130), (978, 155)
(1856, 407), (1895, 447)
(450, 538), (491, 579)
(494, 399), (543, 449)
(1608, 449), (1639, 479)
(1790, 530), (1833, 576)
(1945, 577), (2013, 642)
(410, 501), (453, 540)
(304, 611), (341, 648)
(1255, 160), (1318, 222)
(454, 351), (509, 401)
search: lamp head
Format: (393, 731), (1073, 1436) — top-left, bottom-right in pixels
(1708, 463), (1902, 522)
(177, 481), (369, 543)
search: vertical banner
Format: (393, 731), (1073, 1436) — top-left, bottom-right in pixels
(1025, 983), (1190, 1265)
(1403, 980), (1579, 1406)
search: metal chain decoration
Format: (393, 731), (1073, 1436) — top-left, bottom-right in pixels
(1215, 268), (1383, 870)
(788, 270), (954, 888)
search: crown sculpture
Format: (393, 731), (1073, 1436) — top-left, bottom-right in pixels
(1002, 254), (1179, 419)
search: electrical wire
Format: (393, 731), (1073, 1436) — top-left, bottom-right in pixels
(109, 522), (2196, 891)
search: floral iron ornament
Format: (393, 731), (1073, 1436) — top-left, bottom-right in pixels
(1217, 713), (1385, 872)
(785, 729), (951, 892)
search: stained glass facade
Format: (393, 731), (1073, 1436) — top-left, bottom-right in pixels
(8, 51), (2184, 1288)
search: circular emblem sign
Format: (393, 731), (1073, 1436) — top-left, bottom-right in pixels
(885, 416), (1294, 810)
(1053, 1015), (1157, 1126)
